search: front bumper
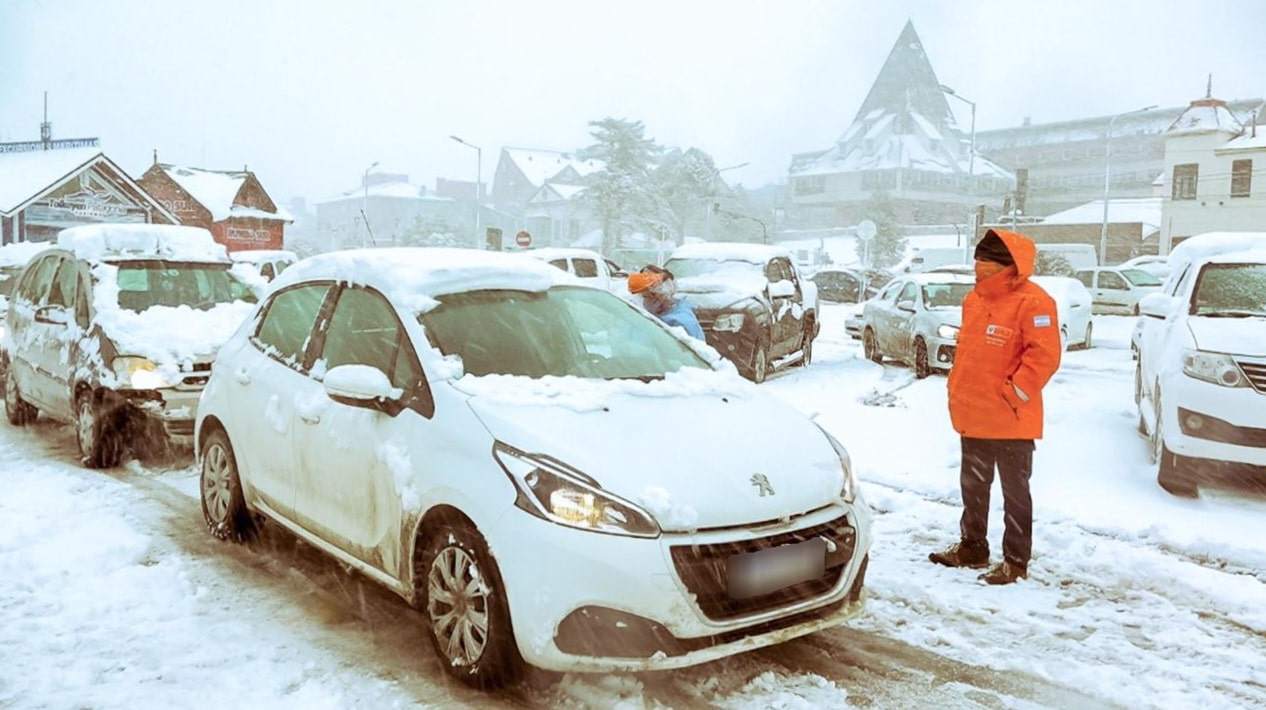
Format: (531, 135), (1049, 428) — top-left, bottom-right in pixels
(115, 386), (203, 445)
(490, 501), (872, 672)
(926, 334), (957, 370)
(1162, 374), (1266, 467)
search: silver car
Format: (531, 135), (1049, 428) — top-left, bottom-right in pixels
(860, 274), (974, 378)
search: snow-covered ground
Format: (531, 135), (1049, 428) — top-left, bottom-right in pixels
(2, 306), (1263, 708)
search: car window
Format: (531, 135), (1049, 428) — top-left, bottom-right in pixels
(1075, 271), (1094, 288)
(1121, 268), (1162, 287)
(879, 280), (904, 302)
(24, 255), (60, 305)
(260, 262), (276, 280)
(1098, 271), (1128, 290)
(604, 259), (623, 275)
(114, 261), (256, 311)
(319, 286), (419, 391)
(897, 282), (917, 305)
(767, 258), (795, 283)
(548, 258), (569, 272)
(275, 260), (290, 275)
(573, 258), (599, 278)
(47, 258), (79, 309)
(75, 274), (90, 328)
(922, 282), (972, 308)
(1191, 263), (1266, 316)
(253, 283), (332, 369)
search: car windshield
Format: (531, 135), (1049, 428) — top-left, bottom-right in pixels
(1191, 263), (1266, 317)
(1121, 269), (1162, 287)
(420, 286), (709, 379)
(922, 283), (973, 308)
(663, 258), (762, 280)
(113, 260), (257, 312)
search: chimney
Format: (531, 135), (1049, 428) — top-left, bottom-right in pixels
(152, 148), (158, 166)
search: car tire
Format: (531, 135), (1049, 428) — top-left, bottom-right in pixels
(746, 342), (770, 384)
(75, 391), (122, 469)
(1150, 396), (1198, 498)
(913, 338), (931, 379)
(799, 321), (814, 368)
(863, 328), (882, 364)
(420, 521), (522, 689)
(1082, 322), (1093, 350)
(199, 428), (258, 542)
(4, 368), (37, 426)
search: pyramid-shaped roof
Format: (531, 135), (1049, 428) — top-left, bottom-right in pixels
(846, 20), (956, 137)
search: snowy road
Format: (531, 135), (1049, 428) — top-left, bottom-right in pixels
(2, 306), (1263, 708)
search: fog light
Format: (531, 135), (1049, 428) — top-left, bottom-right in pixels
(1185, 413), (1205, 431)
(938, 352), (950, 363)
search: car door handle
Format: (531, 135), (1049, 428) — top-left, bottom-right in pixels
(234, 369), (251, 385)
(300, 413), (321, 425)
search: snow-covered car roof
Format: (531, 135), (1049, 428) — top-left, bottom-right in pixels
(229, 249), (297, 264)
(271, 247), (578, 310)
(0, 241), (52, 268)
(1194, 249), (1266, 266)
(524, 247), (605, 262)
(905, 273), (975, 285)
(57, 224), (230, 263)
(668, 242), (792, 264)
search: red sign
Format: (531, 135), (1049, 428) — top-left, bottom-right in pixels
(515, 230), (532, 248)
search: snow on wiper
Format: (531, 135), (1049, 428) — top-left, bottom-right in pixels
(608, 374), (666, 383)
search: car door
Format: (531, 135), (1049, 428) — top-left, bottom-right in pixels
(865, 280), (901, 352)
(231, 282), (335, 519)
(1096, 270), (1131, 313)
(765, 258), (802, 356)
(887, 281), (919, 359)
(1139, 264), (1194, 401)
(290, 284), (433, 572)
(11, 255), (62, 411)
(30, 257), (83, 419)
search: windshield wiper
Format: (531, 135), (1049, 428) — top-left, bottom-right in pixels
(1199, 310), (1266, 318)
(609, 374), (666, 383)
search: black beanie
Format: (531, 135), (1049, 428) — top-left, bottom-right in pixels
(974, 231), (1015, 266)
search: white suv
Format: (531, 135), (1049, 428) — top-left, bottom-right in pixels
(195, 248), (870, 688)
(1135, 248), (1266, 496)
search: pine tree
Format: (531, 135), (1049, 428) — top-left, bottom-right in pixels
(857, 191), (906, 268)
(653, 147), (718, 244)
(578, 118), (662, 254)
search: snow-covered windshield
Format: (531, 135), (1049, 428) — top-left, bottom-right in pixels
(420, 286), (708, 379)
(922, 283), (972, 309)
(1191, 263), (1266, 317)
(113, 261), (257, 312)
(1121, 269), (1162, 287)
(663, 258), (763, 280)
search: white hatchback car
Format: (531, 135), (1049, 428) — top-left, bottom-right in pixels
(195, 248), (870, 688)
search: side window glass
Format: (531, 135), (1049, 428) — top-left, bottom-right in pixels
(319, 287), (417, 391)
(75, 275), (90, 328)
(548, 259), (569, 272)
(260, 263), (276, 280)
(898, 282), (917, 304)
(253, 283), (332, 370)
(1099, 272), (1127, 290)
(48, 259), (79, 309)
(573, 259), (599, 278)
(1075, 271), (1094, 288)
(27, 256), (60, 305)
(1170, 265), (1192, 297)
(14, 257), (43, 303)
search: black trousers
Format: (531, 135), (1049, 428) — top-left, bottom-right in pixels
(960, 437), (1035, 566)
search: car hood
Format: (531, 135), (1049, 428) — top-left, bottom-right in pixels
(461, 380), (845, 531)
(98, 300), (257, 368)
(677, 274), (769, 311)
(1188, 317), (1266, 357)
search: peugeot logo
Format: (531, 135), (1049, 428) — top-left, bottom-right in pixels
(751, 473), (775, 497)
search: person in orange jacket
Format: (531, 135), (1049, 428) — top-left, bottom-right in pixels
(929, 229), (1062, 585)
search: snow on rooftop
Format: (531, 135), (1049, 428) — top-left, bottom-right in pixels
(57, 224), (228, 262)
(227, 205), (293, 222)
(229, 249), (297, 263)
(0, 241), (54, 268)
(1220, 129), (1266, 152)
(316, 178), (454, 204)
(1042, 197), (1163, 233)
(0, 147), (102, 215)
(505, 148), (603, 189)
(1166, 100), (1243, 136)
(669, 242), (792, 263)
(160, 166), (247, 222)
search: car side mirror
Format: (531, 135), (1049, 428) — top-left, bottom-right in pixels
(612, 270), (629, 278)
(324, 364), (404, 415)
(897, 300), (916, 313)
(769, 280), (796, 299)
(34, 305), (70, 326)
(1138, 293), (1175, 320)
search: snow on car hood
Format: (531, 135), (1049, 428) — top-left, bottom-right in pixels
(1187, 317), (1266, 357)
(98, 301), (256, 367)
(676, 274), (769, 310)
(457, 371), (845, 531)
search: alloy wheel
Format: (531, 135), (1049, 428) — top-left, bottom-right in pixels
(914, 339), (930, 379)
(76, 398), (97, 457)
(201, 442), (234, 525)
(753, 346), (769, 383)
(427, 546), (491, 667)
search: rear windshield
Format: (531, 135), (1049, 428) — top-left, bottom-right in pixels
(1121, 269), (1162, 287)
(113, 260), (256, 312)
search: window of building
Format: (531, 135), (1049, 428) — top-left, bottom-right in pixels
(1231, 159), (1252, 198)
(795, 175), (826, 195)
(1172, 163), (1198, 200)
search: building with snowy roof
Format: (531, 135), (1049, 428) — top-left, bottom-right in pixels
(788, 21), (1013, 227)
(313, 171), (472, 251)
(490, 147), (601, 212)
(1, 137), (177, 245)
(1158, 92), (1266, 251)
(138, 161), (292, 253)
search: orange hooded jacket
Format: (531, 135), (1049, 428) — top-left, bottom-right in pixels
(948, 230), (1062, 440)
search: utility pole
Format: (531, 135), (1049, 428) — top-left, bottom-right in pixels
(1099, 105), (1157, 265)
(450, 136), (483, 246)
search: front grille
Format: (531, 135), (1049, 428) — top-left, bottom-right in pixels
(180, 375), (210, 388)
(670, 515), (856, 621)
(1239, 361), (1266, 394)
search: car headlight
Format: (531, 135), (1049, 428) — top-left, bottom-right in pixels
(112, 356), (178, 390)
(936, 324), (960, 340)
(493, 443), (660, 538)
(713, 313), (745, 332)
(815, 424), (858, 503)
(1182, 350), (1247, 388)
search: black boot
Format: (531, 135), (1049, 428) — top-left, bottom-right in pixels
(929, 540), (990, 569)
(979, 561), (1028, 585)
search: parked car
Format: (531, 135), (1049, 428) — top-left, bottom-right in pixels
(811, 268), (864, 303)
(1036, 243), (1098, 270)
(1122, 254), (1170, 280)
(861, 274), (973, 377)
(845, 312), (865, 340)
(0, 242), (53, 392)
(3, 224), (257, 467)
(194, 247), (871, 688)
(927, 264), (975, 276)
(665, 243), (819, 383)
(229, 249), (297, 282)
(1135, 246), (1266, 496)
(892, 246), (970, 274)
(526, 247), (627, 293)
(1031, 275), (1094, 351)
(1074, 267), (1164, 314)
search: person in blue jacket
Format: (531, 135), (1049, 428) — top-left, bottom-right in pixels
(628, 265), (705, 340)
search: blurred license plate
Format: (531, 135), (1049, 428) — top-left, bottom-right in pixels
(728, 538), (827, 600)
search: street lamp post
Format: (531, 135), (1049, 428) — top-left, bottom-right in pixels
(939, 84), (976, 182)
(1098, 105), (1158, 265)
(450, 136), (482, 246)
(362, 161), (379, 247)
(704, 161), (750, 241)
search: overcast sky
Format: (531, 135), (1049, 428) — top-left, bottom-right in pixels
(3, 0), (1263, 208)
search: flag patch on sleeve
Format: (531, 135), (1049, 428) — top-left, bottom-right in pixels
(1034, 315), (1052, 328)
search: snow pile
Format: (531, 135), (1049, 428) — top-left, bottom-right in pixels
(229, 261), (269, 295)
(58, 224), (227, 262)
(670, 242), (792, 264)
(0, 240), (51, 268)
(451, 366), (752, 412)
(637, 486), (699, 529)
(91, 263), (255, 370)
(378, 441), (420, 509)
(229, 249), (297, 264)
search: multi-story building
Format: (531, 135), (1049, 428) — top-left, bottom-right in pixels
(315, 171), (466, 251)
(139, 162), (292, 252)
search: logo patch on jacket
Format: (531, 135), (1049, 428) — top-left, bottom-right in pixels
(984, 324), (1015, 347)
(1033, 315), (1052, 328)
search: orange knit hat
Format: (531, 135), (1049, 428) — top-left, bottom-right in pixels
(628, 271), (664, 294)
